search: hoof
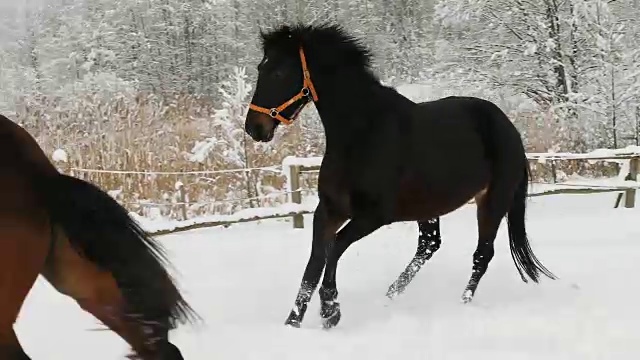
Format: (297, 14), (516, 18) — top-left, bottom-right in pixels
(321, 308), (341, 330)
(319, 287), (340, 329)
(386, 284), (404, 299)
(320, 300), (341, 330)
(461, 289), (474, 304)
(284, 319), (301, 328)
(284, 312), (302, 328)
(284, 302), (307, 328)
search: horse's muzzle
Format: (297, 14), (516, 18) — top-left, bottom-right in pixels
(245, 110), (276, 142)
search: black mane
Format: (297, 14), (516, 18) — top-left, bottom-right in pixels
(259, 23), (375, 74)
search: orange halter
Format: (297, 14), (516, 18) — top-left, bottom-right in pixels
(249, 47), (319, 125)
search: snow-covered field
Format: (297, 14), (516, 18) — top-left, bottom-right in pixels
(15, 193), (640, 359)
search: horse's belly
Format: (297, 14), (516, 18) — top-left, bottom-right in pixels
(392, 171), (489, 221)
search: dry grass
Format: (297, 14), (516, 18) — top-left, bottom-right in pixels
(17, 92), (319, 219)
(13, 93), (625, 220)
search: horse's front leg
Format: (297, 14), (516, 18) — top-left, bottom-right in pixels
(284, 201), (346, 328)
(318, 214), (387, 329)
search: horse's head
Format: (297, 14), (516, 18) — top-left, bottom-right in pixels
(245, 26), (318, 142)
(245, 23), (374, 142)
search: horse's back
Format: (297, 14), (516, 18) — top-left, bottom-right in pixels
(0, 116), (52, 333)
(393, 96), (523, 220)
(406, 97), (491, 179)
(0, 115), (55, 225)
(0, 114), (58, 174)
(409, 95), (523, 165)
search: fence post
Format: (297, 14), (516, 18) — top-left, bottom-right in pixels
(624, 156), (639, 208)
(176, 181), (188, 220)
(289, 165), (304, 229)
(51, 148), (70, 175)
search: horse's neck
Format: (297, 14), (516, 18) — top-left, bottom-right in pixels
(314, 76), (413, 150)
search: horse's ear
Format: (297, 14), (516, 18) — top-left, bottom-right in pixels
(256, 20), (273, 43)
(258, 26), (267, 42)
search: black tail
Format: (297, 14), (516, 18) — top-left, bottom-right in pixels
(507, 164), (557, 283)
(38, 173), (198, 328)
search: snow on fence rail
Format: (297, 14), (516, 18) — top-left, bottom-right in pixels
(52, 146), (640, 235)
(134, 202), (317, 236)
(65, 165), (282, 175)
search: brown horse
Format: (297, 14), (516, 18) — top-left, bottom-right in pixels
(244, 23), (556, 330)
(0, 114), (197, 359)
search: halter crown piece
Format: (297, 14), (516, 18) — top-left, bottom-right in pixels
(249, 47), (319, 125)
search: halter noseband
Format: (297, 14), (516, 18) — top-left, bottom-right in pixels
(248, 47), (318, 125)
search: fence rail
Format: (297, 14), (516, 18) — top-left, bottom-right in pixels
(54, 146), (640, 235)
(282, 147), (640, 229)
(54, 158), (291, 221)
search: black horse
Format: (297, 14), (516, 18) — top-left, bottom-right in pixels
(244, 23), (556, 329)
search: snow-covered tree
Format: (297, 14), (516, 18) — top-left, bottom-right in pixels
(433, 0), (640, 151)
(188, 66), (252, 166)
(188, 66), (265, 207)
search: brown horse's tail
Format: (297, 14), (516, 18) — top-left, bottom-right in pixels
(37, 173), (199, 329)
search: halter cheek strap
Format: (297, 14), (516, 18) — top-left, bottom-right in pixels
(249, 47), (318, 125)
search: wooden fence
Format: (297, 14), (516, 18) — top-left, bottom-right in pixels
(52, 148), (640, 235)
(283, 150), (640, 229)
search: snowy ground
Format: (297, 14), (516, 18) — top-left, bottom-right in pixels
(15, 193), (640, 359)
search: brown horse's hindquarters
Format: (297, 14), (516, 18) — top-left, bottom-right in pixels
(33, 173), (195, 358)
(0, 212), (51, 359)
(40, 226), (158, 357)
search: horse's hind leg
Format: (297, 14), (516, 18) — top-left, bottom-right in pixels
(0, 331), (30, 360)
(386, 217), (441, 299)
(42, 231), (179, 360)
(0, 217), (51, 359)
(461, 188), (510, 303)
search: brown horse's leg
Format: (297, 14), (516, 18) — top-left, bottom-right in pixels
(0, 330), (30, 360)
(0, 216), (51, 360)
(386, 217), (442, 299)
(41, 229), (170, 360)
